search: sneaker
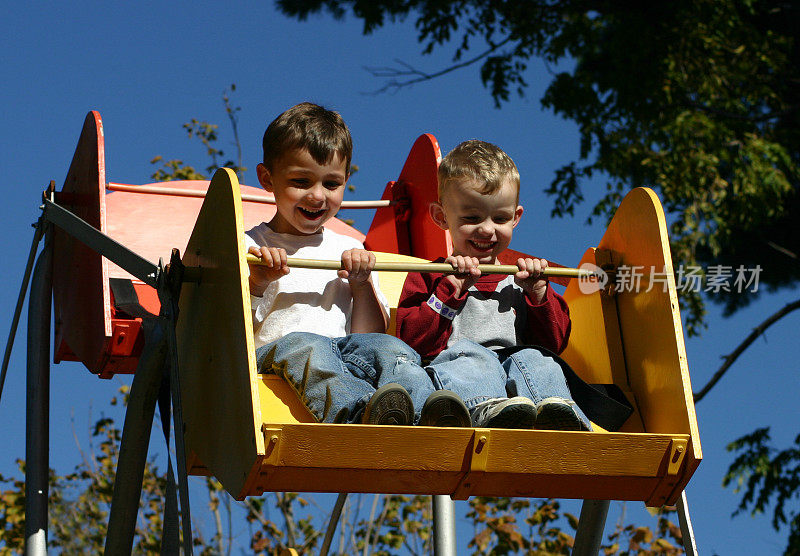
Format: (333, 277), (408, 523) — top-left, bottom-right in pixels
(362, 383), (414, 425)
(534, 397), (586, 431)
(470, 397), (537, 429)
(419, 390), (471, 427)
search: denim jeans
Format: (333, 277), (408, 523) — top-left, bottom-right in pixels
(256, 332), (433, 424)
(426, 339), (591, 429)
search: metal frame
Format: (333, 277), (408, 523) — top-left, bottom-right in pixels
(23, 195), (194, 554)
(25, 223), (53, 555)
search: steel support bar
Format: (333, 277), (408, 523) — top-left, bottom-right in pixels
(104, 319), (167, 555)
(42, 198), (158, 287)
(159, 270), (194, 555)
(677, 491), (698, 556)
(107, 182), (393, 208)
(573, 499), (610, 556)
(432, 495), (457, 556)
(25, 228), (53, 556)
(1, 219), (44, 404)
(319, 493), (348, 556)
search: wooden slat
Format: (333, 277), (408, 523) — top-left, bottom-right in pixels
(176, 168), (264, 499)
(597, 188), (702, 475)
(249, 423), (688, 504)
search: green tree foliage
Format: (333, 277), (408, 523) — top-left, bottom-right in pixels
(0, 386), (170, 553)
(151, 84), (247, 182)
(278, 0), (799, 334)
(278, 1), (800, 549)
(724, 428), (800, 555)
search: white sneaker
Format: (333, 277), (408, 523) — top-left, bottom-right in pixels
(534, 397), (586, 431)
(470, 397), (536, 429)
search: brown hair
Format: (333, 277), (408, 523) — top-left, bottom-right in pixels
(262, 102), (353, 175)
(438, 139), (520, 202)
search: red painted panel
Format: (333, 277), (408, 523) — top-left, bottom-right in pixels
(365, 134), (451, 260)
(401, 134), (451, 260)
(52, 111), (112, 373)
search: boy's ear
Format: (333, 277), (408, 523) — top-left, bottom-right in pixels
(512, 205), (524, 228)
(256, 163), (273, 192)
(429, 202), (449, 230)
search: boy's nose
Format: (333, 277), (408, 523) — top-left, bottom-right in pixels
(476, 221), (493, 235)
(306, 183), (326, 202)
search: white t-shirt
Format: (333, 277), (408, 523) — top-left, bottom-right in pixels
(245, 224), (390, 348)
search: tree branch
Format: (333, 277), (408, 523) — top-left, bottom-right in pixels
(208, 485), (224, 555)
(767, 241), (798, 260)
(363, 494), (380, 556)
(363, 36), (514, 95)
(694, 297), (800, 402)
(683, 99), (796, 123)
(276, 492), (299, 547)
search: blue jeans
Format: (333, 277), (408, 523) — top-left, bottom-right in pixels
(256, 332), (433, 424)
(426, 339), (591, 429)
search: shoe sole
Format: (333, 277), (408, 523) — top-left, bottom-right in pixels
(484, 404), (537, 429)
(535, 400), (583, 431)
(419, 391), (471, 427)
(363, 384), (414, 425)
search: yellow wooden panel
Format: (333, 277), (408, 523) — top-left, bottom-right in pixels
(258, 375), (314, 423)
(176, 168), (264, 499)
(250, 423), (688, 504)
(562, 248), (645, 432)
(561, 248), (618, 386)
(597, 187), (701, 471)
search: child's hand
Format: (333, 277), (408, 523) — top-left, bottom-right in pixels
(339, 248), (376, 285)
(515, 257), (548, 304)
(444, 255), (481, 296)
(248, 246), (289, 296)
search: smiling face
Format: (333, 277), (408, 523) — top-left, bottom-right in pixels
(431, 178), (523, 264)
(257, 148), (347, 236)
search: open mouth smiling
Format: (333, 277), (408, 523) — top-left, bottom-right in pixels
(469, 240), (496, 252)
(298, 207), (326, 220)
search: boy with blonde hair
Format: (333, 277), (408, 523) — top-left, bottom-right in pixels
(247, 102), (468, 427)
(397, 140), (591, 430)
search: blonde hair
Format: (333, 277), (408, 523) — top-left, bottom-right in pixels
(438, 140), (520, 201)
(262, 102), (353, 175)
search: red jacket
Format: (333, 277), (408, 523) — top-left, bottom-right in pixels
(397, 265), (571, 360)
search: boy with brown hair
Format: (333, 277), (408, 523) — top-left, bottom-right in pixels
(247, 102), (469, 427)
(397, 139), (591, 430)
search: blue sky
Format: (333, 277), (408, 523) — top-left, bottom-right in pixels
(2, 2), (798, 553)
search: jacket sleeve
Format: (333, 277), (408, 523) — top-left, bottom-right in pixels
(523, 284), (572, 354)
(396, 271), (469, 360)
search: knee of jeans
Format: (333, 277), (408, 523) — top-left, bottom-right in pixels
(382, 336), (421, 363)
(281, 331), (306, 343)
(449, 338), (482, 352)
(517, 347), (552, 365)
(505, 352), (528, 373)
(456, 341), (499, 364)
(285, 331), (329, 345)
